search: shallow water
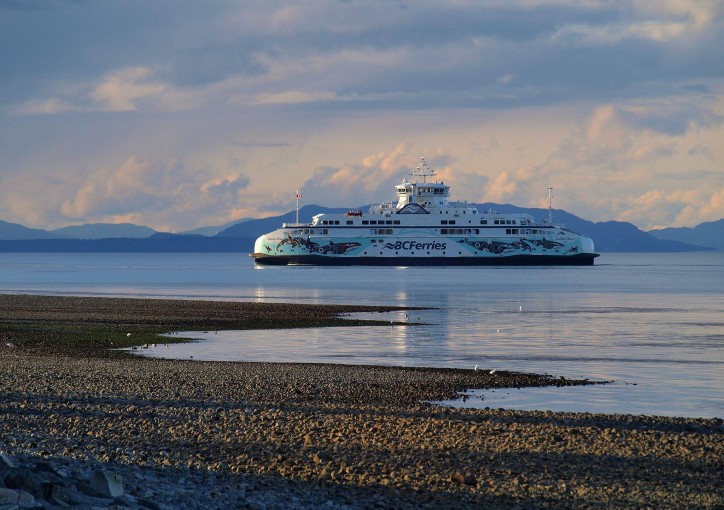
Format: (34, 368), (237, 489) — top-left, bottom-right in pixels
(1, 251), (722, 418)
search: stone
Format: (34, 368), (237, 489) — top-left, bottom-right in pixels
(450, 472), (466, 484)
(43, 482), (77, 507)
(0, 452), (16, 469)
(91, 469), (124, 498)
(0, 488), (21, 506)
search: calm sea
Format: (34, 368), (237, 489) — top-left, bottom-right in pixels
(1, 252), (722, 419)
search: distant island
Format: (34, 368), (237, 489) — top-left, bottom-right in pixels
(1, 207), (721, 253)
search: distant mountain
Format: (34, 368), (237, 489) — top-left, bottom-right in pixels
(50, 223), (157, 239)
(178, 218), (254, 237)
(0, 236), (253, 253)
(0, 220), (56, 240)
(1, 207), (716, 252)
(216, 205), (351, 238)
(649, 219), (724, 251)
(471, 204), (712, 252)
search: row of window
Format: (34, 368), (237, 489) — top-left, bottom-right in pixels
(298, 227), (543, 236)
(320, 218), (526, 226)
(362, 220), (401, 225)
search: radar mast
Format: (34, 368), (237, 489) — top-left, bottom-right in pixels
(411, 157), (437, 183)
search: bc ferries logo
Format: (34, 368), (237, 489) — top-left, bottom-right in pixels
(384, 240), (447, 251)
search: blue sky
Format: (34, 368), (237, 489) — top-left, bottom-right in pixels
(1, 0), (722, 231)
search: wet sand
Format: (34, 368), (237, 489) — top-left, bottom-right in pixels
(1, 294), (722, 509)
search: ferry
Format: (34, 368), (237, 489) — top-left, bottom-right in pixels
(251, 157), (599, 266)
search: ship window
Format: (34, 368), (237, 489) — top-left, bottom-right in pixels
(370, 220), (377, 225)
(323, 229), (328, 234)
(393, 220), (400, 225)
(506, 229), (511, 234)
(386, 220), (392, 225)
(441, 220), (448, 225)
(346, 220), (353, 225)
(494, 220), (499, 225)
(481, 220), (487, 224)
(362, 220), (369, 225)
(449, 220), (456, 225)
(441, 229), (448, 234)
(335, 221), (340, 225)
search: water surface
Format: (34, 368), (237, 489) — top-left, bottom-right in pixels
(1, 252), (722, 418)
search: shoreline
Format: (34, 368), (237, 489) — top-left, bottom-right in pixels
(1, 294), (722, 508)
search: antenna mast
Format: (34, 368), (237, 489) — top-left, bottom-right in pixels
(295, 188), (302, 224)
(547, 187), (554, 225)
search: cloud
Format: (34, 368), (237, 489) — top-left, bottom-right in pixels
(251, 90), (338, 105)
(55, 156), (250, 230)
(8, 98), (79, 115)
(1, 1), (723, 231)
(91, 67), (169, 112)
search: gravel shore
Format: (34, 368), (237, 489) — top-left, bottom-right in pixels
(1, 294), (722, 509)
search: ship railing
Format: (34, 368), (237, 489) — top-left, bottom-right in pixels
(282, 222), (312, 228)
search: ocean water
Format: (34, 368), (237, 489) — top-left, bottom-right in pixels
(1, 251), (722, 418)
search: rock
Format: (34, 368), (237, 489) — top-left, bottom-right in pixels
(43, 482), (77, 507)
(1, 452), (16, 468)
(450, 472), (466, 484)
(91, 469), (124, 498)
(0, 487), (36, 508)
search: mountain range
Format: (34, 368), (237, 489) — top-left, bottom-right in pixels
(1, 206), (721, 253)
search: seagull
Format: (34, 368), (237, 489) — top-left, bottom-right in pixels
(496, 328), (501, 333)
(126, 333), (132, 337)
(474, 365), (479, 371)
(519, 305), (523, 311)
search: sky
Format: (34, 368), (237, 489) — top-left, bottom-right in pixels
(0, 0), (722, 232)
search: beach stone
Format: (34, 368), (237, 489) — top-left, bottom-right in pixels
(0, 487), (36, 508)
(450, 472), (466, 484)
(91, 469), (124, 498)
(43, 482), (76, 507)
(0, 452), (16, 469)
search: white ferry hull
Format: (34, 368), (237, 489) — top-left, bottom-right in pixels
(250, 157), (599, 267)
(251, 232), (598, 266)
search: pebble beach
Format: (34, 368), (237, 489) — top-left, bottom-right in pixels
(1, 294), (722, 509)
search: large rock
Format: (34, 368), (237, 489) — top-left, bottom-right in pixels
(0, 487), (37, 508)
(91, 469), (124, 498)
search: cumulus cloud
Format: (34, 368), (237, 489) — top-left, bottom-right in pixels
(56, 156), (250, 230)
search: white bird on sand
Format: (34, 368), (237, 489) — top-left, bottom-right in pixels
(474, 365), (479, 371)
(519, 305), (523, 311)
(126, 333), (131, 337)
(496, 328), (501, 333)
